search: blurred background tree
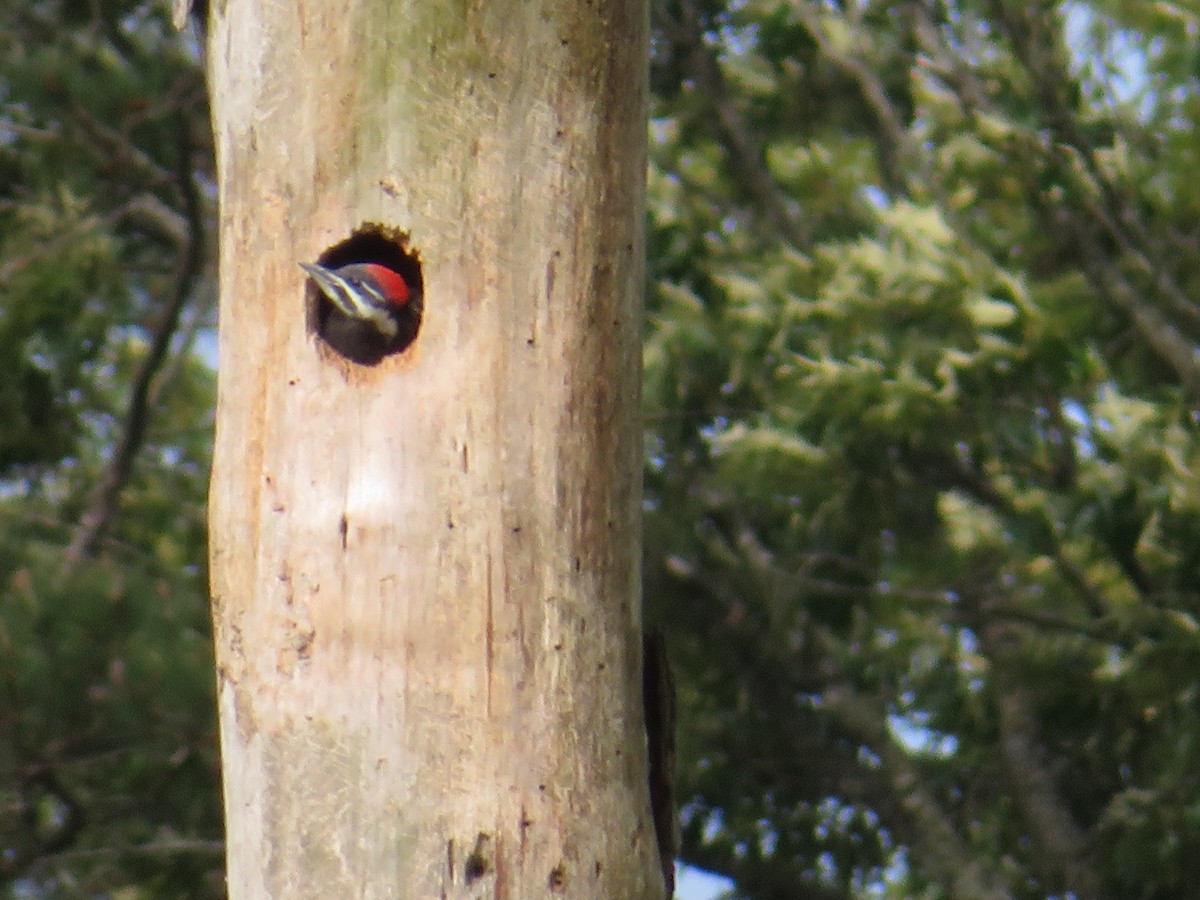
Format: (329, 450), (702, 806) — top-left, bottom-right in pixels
(0, 1), (219, 896)
(6, 0), (1200, 898)
(646, 1), (1200, 897)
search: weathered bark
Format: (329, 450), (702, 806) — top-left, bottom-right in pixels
(206, 0), (657, 897)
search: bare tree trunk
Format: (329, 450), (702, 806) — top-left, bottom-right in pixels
(206, 0), (658, 896)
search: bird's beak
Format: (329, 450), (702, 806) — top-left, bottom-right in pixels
(299, 262), (358, 317)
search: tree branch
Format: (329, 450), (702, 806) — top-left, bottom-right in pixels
(903, 446), (1114, 618)
(676, 518), (1020, 898)
(788, 1), (912, 198)
(61, 115), (204, 574)
(820, 681), (1014, 900)
(973, 603), (1102, 898)
(661, 0), (812, 246)
(973, 2), (1200, 380)
(908, 1), (1200, 392)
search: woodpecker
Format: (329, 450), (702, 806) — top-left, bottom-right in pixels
(300, 261), (420, 363)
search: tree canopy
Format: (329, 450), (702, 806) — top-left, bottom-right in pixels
(0, 2), (219, 895)
(645, 1), (1200, 897)
(5, 1), (1200, 898)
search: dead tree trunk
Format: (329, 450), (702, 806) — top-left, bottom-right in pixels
(206, 0), (659, 896)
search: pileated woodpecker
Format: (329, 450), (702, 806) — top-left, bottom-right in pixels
(300, 261), (421, 364)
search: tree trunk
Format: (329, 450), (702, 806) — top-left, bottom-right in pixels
(205, 0), (658, 896)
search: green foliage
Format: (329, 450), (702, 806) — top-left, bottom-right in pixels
(0, 1), (219, 896)
(646, 0), (1200, 897)
(7, 0), (1200, 898)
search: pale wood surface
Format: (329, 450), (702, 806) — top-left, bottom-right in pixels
(207, 1), (658, 896)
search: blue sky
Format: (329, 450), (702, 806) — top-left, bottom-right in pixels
(677, 862), (732, 900)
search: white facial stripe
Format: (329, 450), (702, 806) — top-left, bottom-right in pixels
(306, 267), (359, 317)
(342, 276), (399, 337)
(304, 264), (401, 340)
(358, 280), (391, 307)
(326, 272), (363, 315)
